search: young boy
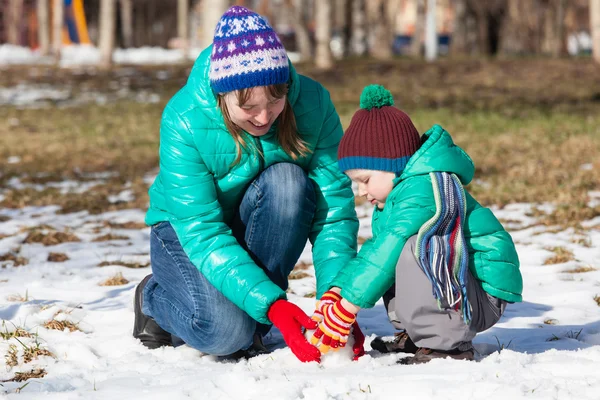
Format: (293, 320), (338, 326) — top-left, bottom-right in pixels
(309, 85), (523, 364)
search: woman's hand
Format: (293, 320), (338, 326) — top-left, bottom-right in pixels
(267, 300), (321, 363)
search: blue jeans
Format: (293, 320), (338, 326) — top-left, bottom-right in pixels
(143, 163), (316, 355)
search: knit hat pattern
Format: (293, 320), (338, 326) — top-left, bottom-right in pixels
(210, 6), (289, 94)
(338, 85), (421, 174)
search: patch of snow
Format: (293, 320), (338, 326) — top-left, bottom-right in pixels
(1, 183), (600, 398)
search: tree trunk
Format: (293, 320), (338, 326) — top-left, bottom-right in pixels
(201, 0), (229, 50)
(592, 0), (600, 64)
(553, 0), (566, 57)
(7, 0), (24, 45)
(451, 0), (468, 56)
(350, 0), (367, 55)
(315, 0), (334, 70)
(366, 0), (392, 59)
(37, 0), (50, 55)
(178, 0), (189, 57)
(285, 0), (312, 61)
(52, 0), (64, 58)
(120, 0), (133, 48)
(99, 0), (116, 68)
(425, 0), (437, 61)
(410, 0), (426, 57)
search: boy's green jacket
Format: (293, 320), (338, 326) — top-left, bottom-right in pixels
(145, 46), (358, 324)
(331, 124), (523, 308)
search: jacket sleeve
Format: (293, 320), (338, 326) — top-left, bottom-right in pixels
(307, 88), (359, 298)
(159, 105), (285, 324)
(331, 177), (435, 309)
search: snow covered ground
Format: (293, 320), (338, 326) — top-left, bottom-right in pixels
(0, 45), (302, 67)
(0, 176), (599, 399)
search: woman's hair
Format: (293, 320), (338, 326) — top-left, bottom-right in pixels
(218, 83), (310, 166)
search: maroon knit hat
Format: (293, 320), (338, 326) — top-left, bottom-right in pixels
(338, 85), (421, 174)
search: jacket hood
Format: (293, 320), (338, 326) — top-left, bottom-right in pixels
(399, 124), (475, 185)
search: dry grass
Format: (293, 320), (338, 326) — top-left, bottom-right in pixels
(3, 368), (47, 382)
(5, 344), (18, 367)
(22, 344), (53, 364)
(0, 252), (29, 267)
(595, 295), (600, 307)
(571, 237), (592, 247)
(543, 247), (575, 265)
(99, 272), (129, 286)
(22, 229), (80, 246)
(107, 221), (147, 230)
(0, 214), (11, 222)
(303, 291), (316, 298)
(288, 271), (312, 280)
(543, 318), (558, 325)
(0, 59), (598, 229)
(97, 260), (149, 269)
(0, 326), (33, 340)
(6, 291), (29, 302)
(43, 318), (80, 332)
(563, 265), (596, 274)
(92, 233), (130, 242)
(47, 252), (69, 262)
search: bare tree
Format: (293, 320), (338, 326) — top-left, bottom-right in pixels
(315, 0), (334, 70)
(6, 0), (24, 45)
(285, 0), (312, 61)
(425, 0), (437, 61)
(592, 0), (600, 63)
(120, 0), (133, 48)
(52, 0), (64, 58)
(201, 0), (229, 49)
(350, 0), (367, 55)
(366, 0), (398, 59)
(554, 0), (567, 56)
(409, 0), (426, 57)
(451, 0), (467, 55)
(37, 0), (50, 55)
(99, 0), (116, 67)
(178, 0), (189, 57)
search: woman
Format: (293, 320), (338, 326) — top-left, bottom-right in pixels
(133, 6), (359, 363)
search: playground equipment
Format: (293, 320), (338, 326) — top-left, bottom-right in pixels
(61, 0), (91, 45)
(0, 0), (91, 47)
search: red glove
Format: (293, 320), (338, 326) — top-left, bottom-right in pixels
(267, 299), (321, 363)
(351, 321), (365, 360)
(310, 300), (356, 353)
(311, 290), (342, 323)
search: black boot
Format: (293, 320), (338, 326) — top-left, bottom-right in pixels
(371, 331), (418, 354)
(225, 333), (270, 360)
(133, 274), (172, 349)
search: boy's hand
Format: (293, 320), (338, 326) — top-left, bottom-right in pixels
(310, 300), (357, 353)
(311, 289), (342, 324)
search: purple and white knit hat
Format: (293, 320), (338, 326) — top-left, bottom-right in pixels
(209, 6), (290, 94)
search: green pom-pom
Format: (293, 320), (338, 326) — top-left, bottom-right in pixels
(359, 84), (394, 111)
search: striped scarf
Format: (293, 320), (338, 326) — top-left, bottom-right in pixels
(414, 172), (472, 324)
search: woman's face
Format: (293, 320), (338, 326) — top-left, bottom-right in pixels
(223, 86), (286, 137)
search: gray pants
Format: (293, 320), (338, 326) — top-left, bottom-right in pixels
(384, 236), (507, 351)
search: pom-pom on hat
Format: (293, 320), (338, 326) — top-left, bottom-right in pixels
(338, 84), (421, 174)
(209, 6), (290, 94)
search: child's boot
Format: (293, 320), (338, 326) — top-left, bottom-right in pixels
(398, 346), (474, 365)
(370, 331), (418, 354)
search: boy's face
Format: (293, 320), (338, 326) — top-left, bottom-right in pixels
(346, 169), (395, 209)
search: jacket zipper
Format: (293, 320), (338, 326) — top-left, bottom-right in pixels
(254, 136), (265, 172)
